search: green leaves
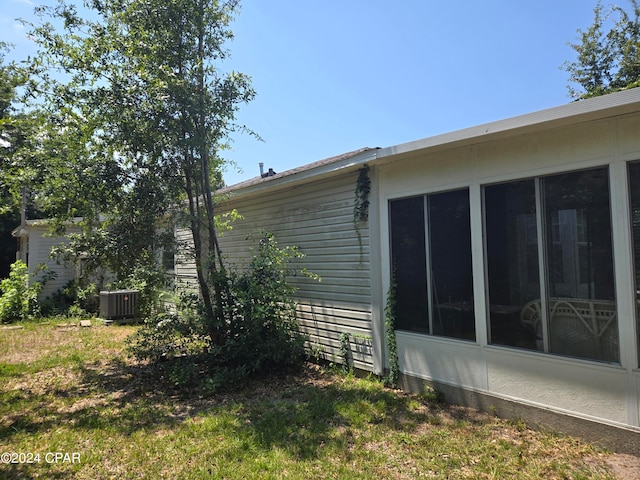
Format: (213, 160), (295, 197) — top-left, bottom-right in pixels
(13, 0), (256, 323)
(0, 260), (42, 323)
(563, 0), (640, 99)
(384, 276), (399, 388)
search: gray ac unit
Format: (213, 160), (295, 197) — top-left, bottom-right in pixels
(99, 290), (139, 320)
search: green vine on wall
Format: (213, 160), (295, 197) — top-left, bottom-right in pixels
(384, 274), (399, 388)
(353, 164), (371, 257)
(353, 164), (371, 223)
(339, 331), (352, 373)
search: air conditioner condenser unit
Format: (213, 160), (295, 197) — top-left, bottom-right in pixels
(99, 290), (139, 320)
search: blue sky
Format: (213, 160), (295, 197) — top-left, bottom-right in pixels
(1, 0), (600, 185)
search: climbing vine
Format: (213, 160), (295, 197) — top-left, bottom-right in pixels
(353, 164), (371, 223)
(384, 275), (399, 387)
(353, 164), (371, 257)
(339, 331), (352, 373)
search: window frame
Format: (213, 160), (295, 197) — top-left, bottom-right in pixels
(482, 166), (619, 363)
(389, 187), (475, 341)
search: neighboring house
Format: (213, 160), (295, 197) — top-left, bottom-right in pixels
(11, 219), (176, 300)
(11, 218), (82, 299)
(176, 87), (640, 452)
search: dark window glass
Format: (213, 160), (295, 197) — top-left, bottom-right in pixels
(485, 180), (542, 350)
(543, 168), (617, 362)
(628, 162), (640, 365)
(484, 169), (618, 363)
(162, 245), (175, 271)
(389, 190), (475, 341)
(429, 189), (475, 340)
(390, 197), (428, 333)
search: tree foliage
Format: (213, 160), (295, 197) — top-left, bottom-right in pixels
(563, 0), (640, 99)
(21, 0), (255, 322)
(0, 46), (20, 277)
(128, 233), (308, 390)
(0, 260), (42, 323)
(0, 42), (41, 216)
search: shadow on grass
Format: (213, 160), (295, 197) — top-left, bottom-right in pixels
(0, 356), (480, 470)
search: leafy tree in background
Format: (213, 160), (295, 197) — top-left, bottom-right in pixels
(563, 0), (640, 99)
(0, 43), (37, 278)
(23, 0), (255, 327)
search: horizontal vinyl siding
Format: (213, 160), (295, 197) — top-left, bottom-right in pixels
(28, 228), (78, 299)
(174, 227), (199, 290)
(176, 172), (375, 371)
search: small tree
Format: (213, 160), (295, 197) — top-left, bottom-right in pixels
(563, 0), (640, 100)
(223, 233), (307, 375)
(21, 0), (255, 320)
(0, 44), (24, 278)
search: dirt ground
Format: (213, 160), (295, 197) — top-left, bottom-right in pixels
(604, 454), (640, 479)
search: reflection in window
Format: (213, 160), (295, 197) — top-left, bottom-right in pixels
(390, 197), (428, 333)
(543, 169), (617, 362)
(628, 162), (640, 366)
(485, 180), (541, 350)
(389, 189), (474, 341)
(484, 168), (619, 363)
(429, 190), (475, 340)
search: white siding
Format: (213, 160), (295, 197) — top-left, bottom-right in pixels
(378, 109), (640, 430)
(27, 226), (79, 299)
(174, 227), (199, 291)
(175, 172), (375, 370)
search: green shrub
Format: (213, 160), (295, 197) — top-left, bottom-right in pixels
(40, 278), (102, 317)
(111, 249), (169, 321)
(221, 233), (307, 375)
(127, 292), (210, 363)
(128, 233), (312, 390)
(0, 260), (42, 323)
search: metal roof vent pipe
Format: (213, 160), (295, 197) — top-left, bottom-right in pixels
(259, 162), (264, 177)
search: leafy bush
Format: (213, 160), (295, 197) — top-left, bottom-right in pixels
(128, 233), (311, 390)
(41, 279), (98, 317)
(222, 232), (307, 375)
(111, 250), (169, 321)
(0, 260), (42, 323)
(127, 292), (210, 362)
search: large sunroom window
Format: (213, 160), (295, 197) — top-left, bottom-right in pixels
(627, 161), (640, 365)
(484, 167), (618, 363)
(389, 189), (475, 341)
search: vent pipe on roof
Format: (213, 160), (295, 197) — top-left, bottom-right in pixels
(259, 163), (277, 178)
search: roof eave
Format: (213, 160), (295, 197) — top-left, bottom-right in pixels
(377, 87), (640, 160)
(219, 147), (378, 199)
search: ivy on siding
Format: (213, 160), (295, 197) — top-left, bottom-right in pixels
(353, 164), (371, 223)
(384, 275), (399, 388)
(339, 331), (352, 373)
(353, 164), (371, 258)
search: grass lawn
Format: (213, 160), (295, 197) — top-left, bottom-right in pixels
(0, 319), (627, 479)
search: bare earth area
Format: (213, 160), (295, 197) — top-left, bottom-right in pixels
(605, 454), (640, 479)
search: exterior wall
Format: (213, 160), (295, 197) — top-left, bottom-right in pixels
(377, 110), (640, 432)
(174, 227), (199, 291)
(175, 171), (377, 371)
(173, 91), (640, 440)
(21, 225), (80, 299)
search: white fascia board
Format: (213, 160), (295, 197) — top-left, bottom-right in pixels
(222, 88), (640, 201)
(377, 87), (640, 160)
(11, 217), (85, 237)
